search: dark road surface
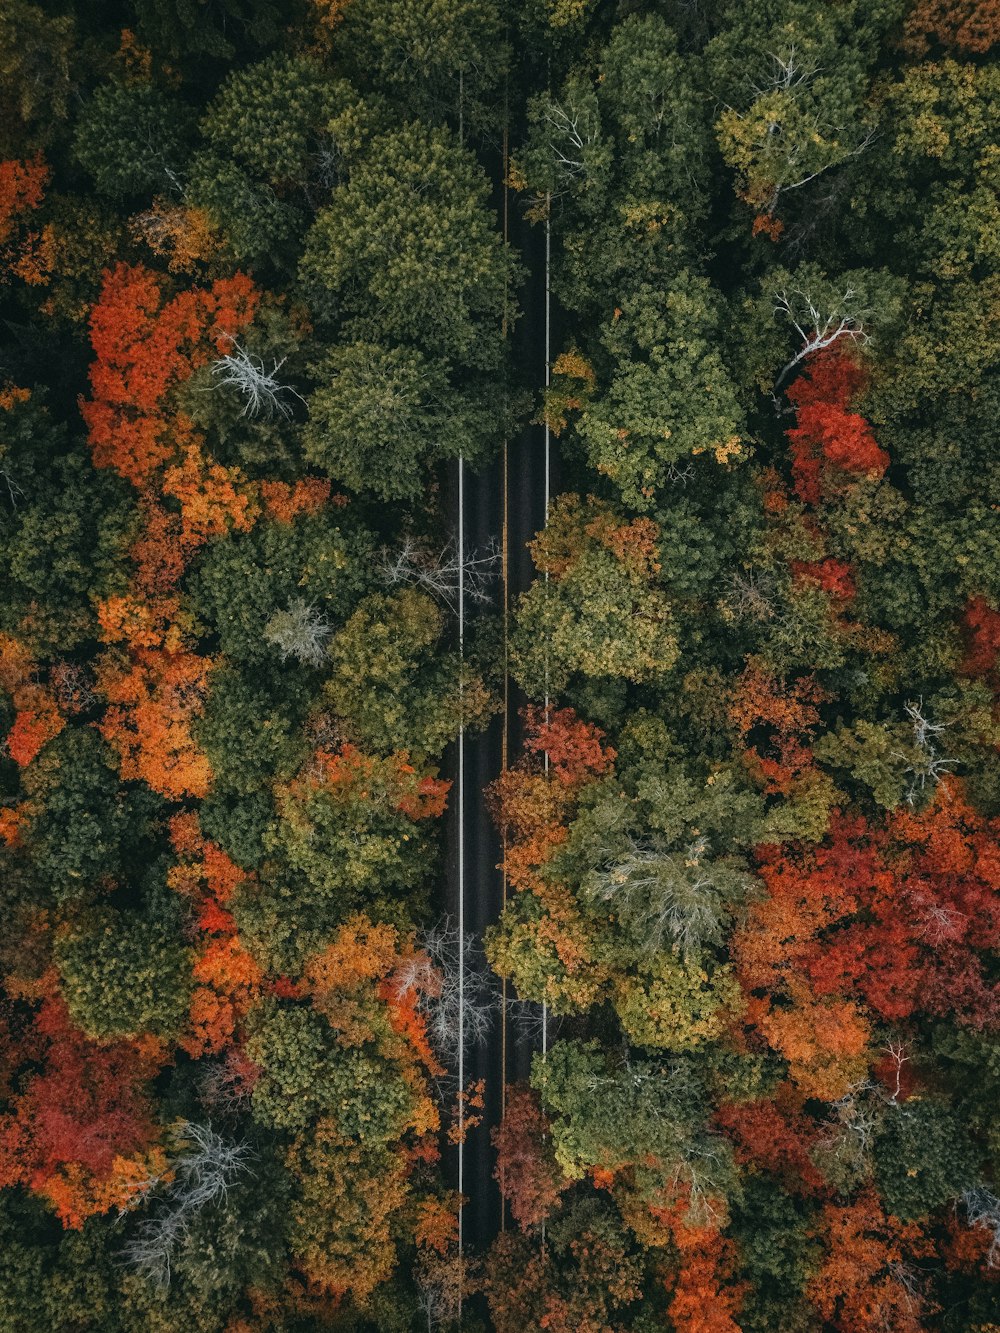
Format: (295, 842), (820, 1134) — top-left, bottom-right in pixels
(443, 205), (558, 1255)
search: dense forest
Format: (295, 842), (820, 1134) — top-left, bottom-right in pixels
(2, 0), (1000, 1328)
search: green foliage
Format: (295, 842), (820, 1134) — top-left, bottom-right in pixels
(73, 83), (195, 198)
(246, 999), (414, 1135)
(873, 1099), (978, 1220)
(575, 276), (746, 511)
(55, 901), (192, 1041)
(189, 511), (375, 665)
(300, 120), (514, 369)
(0, 1), (76, 156)
(131, 0), (299, 63)
(532, 1039), (739, 1217)
(850, 58), (1000, 283)
(705, 0), (887, 217)
(19, 728), (131, 895)
(201, 55), (350, 185)
(325, 589), (491, 756)
(337, 0), (505, 129)
(730, 1177), (818, 1333)
(303, 341), (494, 496)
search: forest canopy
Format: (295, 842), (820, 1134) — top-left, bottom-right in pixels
(2, 0), (1000, 1330)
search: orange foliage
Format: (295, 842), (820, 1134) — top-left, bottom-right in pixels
(129, 199), (221, 273)
(735, 788), (1000, 1100)
(96, 646), (213, 799)
(902, 0), (1000, 54)
(166, 813), (258, 1058)
(668, 1219), (747, 1333)
(162, 440), (257, 543)
(260, 478), (333, 523)
(39, 1145), (170, 1231)
(309, 744), (451, 821)
(0, 155), (50, 284)
(730, 660), (828, 794)
(807, 1191), (930, 1331)
(82, 263), (258, 486)
(413, 1196), (460, 1254)
(530, 492), (660, 580)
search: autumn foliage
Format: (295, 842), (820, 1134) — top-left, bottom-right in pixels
(786, 351), (888, 505)
(82, 263), (258, 486)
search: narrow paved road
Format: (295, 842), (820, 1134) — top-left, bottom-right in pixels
(443, 207), (558, 1253)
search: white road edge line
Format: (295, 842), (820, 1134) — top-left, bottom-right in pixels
(457, 452), (465, 1259)
(542, 204), (551, 1064)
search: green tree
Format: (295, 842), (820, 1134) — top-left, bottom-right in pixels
(300, 120), (514, 370)
(511, 495), (678, 697)
(55, 901), (193, 1041)
(73, 83), (195, 198)
(575, 276), (746, 511)
(200, 54), (350, 186)
(337, 0), (505, 130)
(324, 588), (493, 756)
(188, 510), (375, 666)
(303, 341), (495, 497)
(20, 727), (133, 897)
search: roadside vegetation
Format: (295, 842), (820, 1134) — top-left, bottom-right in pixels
(1, 0), (1000, 1329)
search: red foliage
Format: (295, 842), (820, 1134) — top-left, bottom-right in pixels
(734, 785), (1000, 1098)
(5, 707), (63, 766)
(492, 1084), (570, 1229)
(714, 1086), (825, 1194)
(0, 156), (48, 245)
(0, 996), (161, 1227)
(962, 596), (1000, 678)
(786, 352), (888, 505)
(790, 558), (856, 601)
(0, 634), (65, 766)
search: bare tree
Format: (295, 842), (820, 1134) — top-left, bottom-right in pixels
(121, 1122), (253, 1290)
(0, 466), (23, 513)
(773, 286), (870, 390)
(209, 338), (304, 420)
(720, 567), (778, 623)
(893, 699), (957, 807)
(541, 94), (603, 188)
(415, 1251), (465, 1330)
(263, 598), (332, 668)
(961, 1188), (1000, 1266)
(392, 918), (495, 1077)
(506, 994), (558, 1049)
(380, 536), (500, 616)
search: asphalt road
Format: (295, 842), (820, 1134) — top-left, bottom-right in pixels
(442, 208), (558, 1254)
